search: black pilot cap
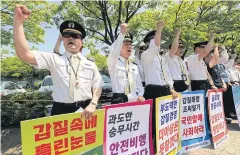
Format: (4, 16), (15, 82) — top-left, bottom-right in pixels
(143, 30), (156, 44)
(60, 20), (86, 39)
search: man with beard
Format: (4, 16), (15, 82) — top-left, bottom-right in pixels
(165, 29), (190, 92)
(13, 4), (103, 118)
(107, 23), (145, 104)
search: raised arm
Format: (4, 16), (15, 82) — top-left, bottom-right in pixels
(107, 23), (127, 71)
(13, 4), (37, 65)
(53, 34), (62, 54)
(169, 28), (182, 58)
(198, 33), (215, 60)
(209, 45), (220, 68)
(141, 21), (165, 66)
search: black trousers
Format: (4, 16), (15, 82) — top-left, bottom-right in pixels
(111, 93), (128, 104)
(143, 84), (171, 154)
(223, 85), (236, 117)
(51, 99), (91, 116)
(173, 80), (188, 92)
(191, 80), (209, 92)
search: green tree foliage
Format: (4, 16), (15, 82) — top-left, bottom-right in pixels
(1, 55), (49, 78)
(1, 1), (58, 49)
(54, 0), (148, 46)
(85, 41), (107, 71)
(128, 1), (240, 56)
(1, 56), (32, 78)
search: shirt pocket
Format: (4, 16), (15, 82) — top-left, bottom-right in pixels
(78, 65), (94, 90)
(55, 60), (69, 79)
(130, 68), (138, 80)
(116, 66), (126, 79)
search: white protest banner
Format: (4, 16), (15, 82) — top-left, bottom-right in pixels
(103, 100), (153, 155)
(180, 90), (211, 153)
(208, 90), (228, 149)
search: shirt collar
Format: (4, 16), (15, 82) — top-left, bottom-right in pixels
(65, 51), (83, 60)
(119, 56), (128, 63)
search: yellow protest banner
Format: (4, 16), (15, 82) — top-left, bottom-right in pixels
(21, 110), (105, 155)
(156, 95), (182, 155)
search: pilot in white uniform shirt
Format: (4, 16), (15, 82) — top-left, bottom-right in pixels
(107, 24), (144, 104)
(187, 38), (215, 92)
(33, 50), (103, 103)
(165, 29), (190, 92)
(13, 5), (103, 118)
(141, 36), (174, 90)
(32, 21), (103, 116)
(139, 20), (178, 154)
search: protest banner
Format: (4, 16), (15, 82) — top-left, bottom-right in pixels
(103, 100), (153, 155)
(208, 90), (228, 149)
(180, 90), (211, 153)
(21, 110), (105, 155)
(156, 95), (181, 155)
(232, 86), (240, 128)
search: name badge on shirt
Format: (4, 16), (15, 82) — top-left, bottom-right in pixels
(181, 74), (187, 81)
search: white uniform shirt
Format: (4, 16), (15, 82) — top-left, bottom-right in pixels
(165, 52), (189, 80)
(134, 56), (145, 82)
(32, 50), (103, 103)
(228, 68), (239, 82)
(187, 54), (208, 80)
(141, 39), (174, 87)
(107, 33), (144, 102)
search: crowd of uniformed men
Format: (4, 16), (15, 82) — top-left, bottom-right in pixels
(14, 4), (240, 153)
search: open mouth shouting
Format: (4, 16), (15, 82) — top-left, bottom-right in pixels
(67, 41), (76, 48)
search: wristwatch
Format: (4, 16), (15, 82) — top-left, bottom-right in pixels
(91, 101), (97, 106)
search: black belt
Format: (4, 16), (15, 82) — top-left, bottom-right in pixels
(174, 80), (185, 82)
(145, 84), (170, 89)
(191, 80), (208, 82)
(54, 99), (91, 107)
(111, 93), (128, 104)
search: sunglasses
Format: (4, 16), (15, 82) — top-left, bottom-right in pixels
(63, 34), (82, 39)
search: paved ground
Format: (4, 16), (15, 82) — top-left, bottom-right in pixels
(1, 120), (240, 155)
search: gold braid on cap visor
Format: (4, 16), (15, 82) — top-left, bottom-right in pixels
(63, 29), (82, 35)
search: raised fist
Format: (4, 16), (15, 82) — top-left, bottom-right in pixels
(157, 20), (165, 30)
(14, 4), (31, 23)
(120, 23), (128, 35)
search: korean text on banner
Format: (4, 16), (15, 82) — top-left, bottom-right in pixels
(156, 95), (181, 155)
(103, 100), (153, 155)
(180, 90), (211, 153)
(232, 86), (240, 128)
(208, 90), (228, 149)
(21, 110), (105, 155)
